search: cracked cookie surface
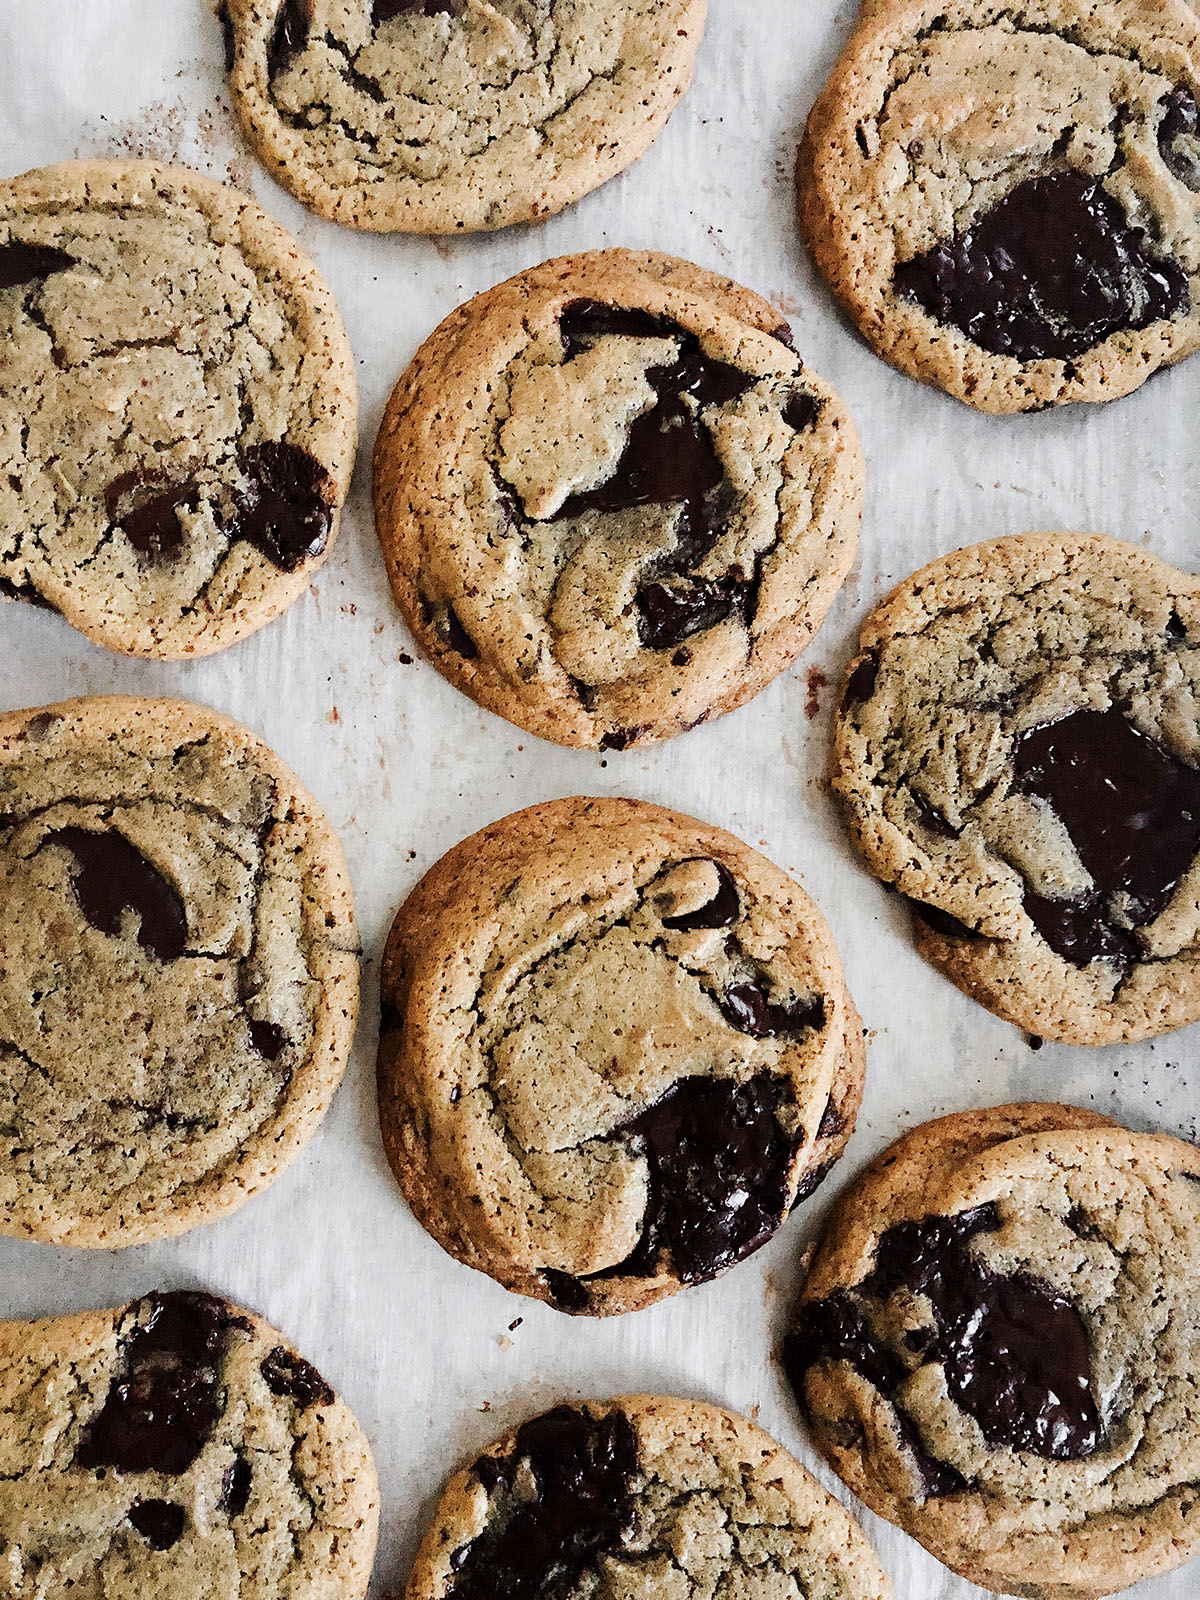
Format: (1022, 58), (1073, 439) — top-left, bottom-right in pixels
(221, 0), (706, 234)
(799, 0), (1200, 411)
(405, 1395), (891, 1600)
(783, 1103), (1200, 1600)
(373, 250), (862, 750)
(0, 1289), (378, 1600)
(834, 531), (1200, 1045)
(0, 160), (356, 657)
(0, 696), (359, 1246)
(377, 796), (864, 1316)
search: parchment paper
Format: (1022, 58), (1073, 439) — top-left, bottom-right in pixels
(1, 5), (1197, 1596)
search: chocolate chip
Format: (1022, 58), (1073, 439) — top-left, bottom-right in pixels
(1159, 87), (1200, 191)
(1013, 709), (1200, 968)
(0, 241), (76, 291)
(448, 1408), (639, 1600)
(226, 442), (334, 572)
(817, 1096), (845, 1140)
(636, 576), (746, 650)
(443, 604), (478, 659)
(1064, 1205), (1092, 1239)
(541, 1268), (591, 1313)
(720, 980), (824, 1038)
(894, 170), (1190, 361)
(845, 653), (878, 704)
(786, 1203), (1101, 1480)
(374, 0), (455, 16)
(912, 792), (958, 839)
(599, 726), (646, 752)
(591, 1075), (801, 1285)
(46, 827), (187, 962)
(219, 1455), (252, 1518)
(782, 392), (820, 431)
(128, 1499), (186, 1551)
(105, 468), (198, 562)
(267, 0), (308, 77)
(248, 1019), (287, 1060)
(77, 1292), (234, 1475)
(1167, 610), (1188, 641)
(790, 1157), (837, 1209)
(661, 860), (741, 931)
(909, 899), (979, 941)
(772, 321), (797, 349)
(217, 0), (235, 70)
(260, 1347), (334, 1408)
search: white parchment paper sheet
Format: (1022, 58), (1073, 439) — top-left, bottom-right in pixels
(1, 4), (1197, 1596)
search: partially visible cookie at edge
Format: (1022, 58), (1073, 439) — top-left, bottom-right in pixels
(378, 795), (865, 1316)
(221, 0), (707, 234)
(799, 0), (1200, 411)
(833, 531), (1200, 1045)
(783, 1103), (1200, 1599)
(405, 1394), (892, 1600)
(374, 249), (862, 750)
(0, 160), (356, 658)
(0, 695), (359, 1246)
(0, 1289), (378, 1599)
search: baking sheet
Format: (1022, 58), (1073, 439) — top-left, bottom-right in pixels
(1, 4), (1198, 1596)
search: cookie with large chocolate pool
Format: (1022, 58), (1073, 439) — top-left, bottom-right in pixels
(405, 1395), (891, 1600)
(0, 160), (356, 657)
(374, 250), (862, 749)
(835, 532), (1200, 1045)
(221, 0), (706, 234)
(800, 0), (1200, 411)
(0, 1289), (378, 1598)
(0, 696), (359, 1246)
(784, 1103), (1200, 1599)
(377, 796), (864, 1315)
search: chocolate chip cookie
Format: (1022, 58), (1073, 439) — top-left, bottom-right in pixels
(784, 1102), (1200, 1599)
(834, 531), (1200, 1046)
(0, 696), (359, 1246)
(405, 1395), (891, 1600)
(377, 796), (865, 1316)
(374, 250), (862, 750)
(221, 1), (705, 234)
(0, 1289), (378, 1597)
(0, 160), (356, 657)
(800, 0), (1200, 412)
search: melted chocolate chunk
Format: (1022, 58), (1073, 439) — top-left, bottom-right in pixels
(661, 859), (741, 931)
(817, 1096), (845, 1140)
(46, 827), (187, 962)
(77, 1292), (234, 1475)
(721, 980), (824, 1038)
(0, 241), (76, 291)
(782, 392), (820, 431)
(267, 0), (308, 77)
(226, 442), (333, 571)
(599, 726), (646, 752)
(786, 1203), (1101, 1489)
(541, 1268), (591, 1313)
(217, 1), (236, 70)
(443, 604), (478, 659)
(105, 469), (197, 562)
(597, 1075), (800, 1284)
(845, 653), (877, 704)
(894, 170), (1190, 361)
(772, 322), (797, 350)
(636, 576), (747, 650)
(909, 899), (979, 941)
(374, 0), (455, 17)
(1160, 88), (1200, 192)
(1013, 708), (1200, 967)
(557, 299), (677, 361)
(790, 1157), (837, 1209)
(219, 1455), (253, 1518)
(248, 1019), (288, 1060)
(912, 792), (958, 839)
(260, 1347), (334, 1408)
(128, 1499), (186, 1550)
(447, 1407), (639, 1600)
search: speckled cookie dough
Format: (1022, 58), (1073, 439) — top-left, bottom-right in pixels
(220, 0), (706, 234)
(0, 696), (359, 1247)
(0, 160), (356, 658)
(373, 250), (862, 750)
(800, 0), (1200, 412)
(0, 1289), (378, 1600)
(784, 1103), (1200, 1600)
(377, 796), (865, 1316)
(405, 1395), (891, 1600)
(834, 531), (1200, 1045)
